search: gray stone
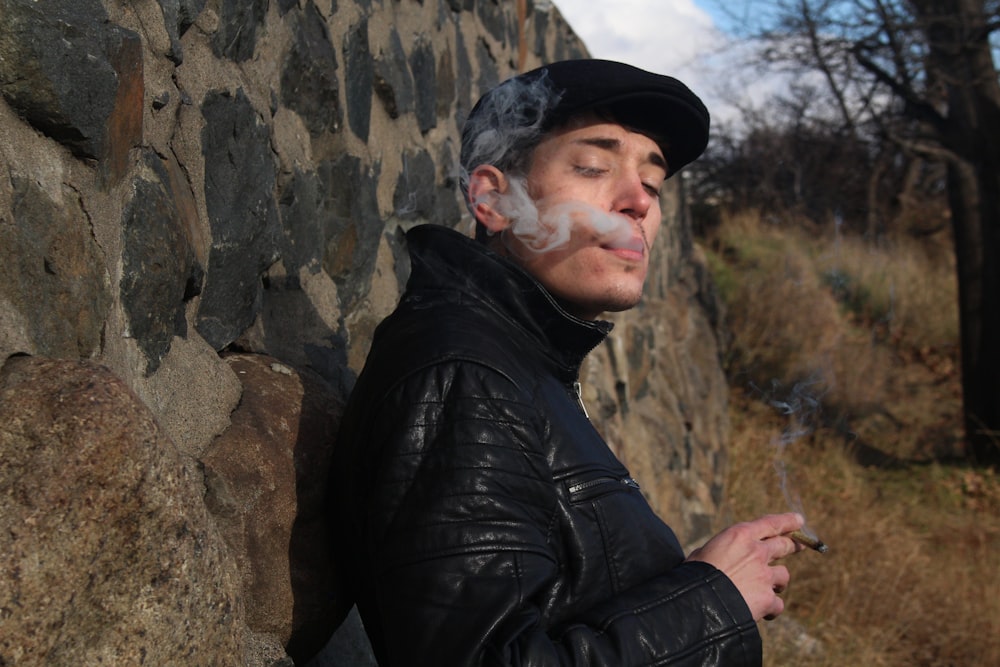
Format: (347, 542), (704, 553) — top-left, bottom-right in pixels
(434, 140), (465, 226)
(533, 7), (549, 58)
(344, 18), (374, 142)
(178, 0), (206, 29)
(410, 36), (438, 133)
(241, 269), (355, 395)
(385, 225), (413, 297)
(202, 353), (348, 663)
(447, 0), (475, 12)
(390, 144), (465, 230)
(281, 1), (342, 136)
(212, 0), (268, 61)
(475, 37), (501, 98)
(121, 150), (204, 375)
(261, 169), (359, 391)
(196, 88), (281, 351)
(319, 155), (384, 311)
(0, 176), (111, 359)
(155, 0), (207, 63)
(278, 168), (329, 274)
(393, 148), (436, 220)
(237, 258), (356, 389)
(373, 31), (415, 120)
(476, 0), (509, 45)
(0, 356), (244, 665)
(434, 46), (456, 122)
(453, 26), (474, 125)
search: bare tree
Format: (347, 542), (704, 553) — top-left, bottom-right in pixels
(751, 0), (1000, 464)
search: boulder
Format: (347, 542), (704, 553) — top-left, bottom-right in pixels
(202, 353), (348, 663)
(0, 356), (244, 665)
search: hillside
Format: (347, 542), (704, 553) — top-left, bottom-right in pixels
(704, 211), (1000, 665)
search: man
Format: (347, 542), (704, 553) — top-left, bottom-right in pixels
(331, 59), (804, 666)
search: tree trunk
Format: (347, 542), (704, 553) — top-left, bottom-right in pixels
(916, 0), (1000, 464)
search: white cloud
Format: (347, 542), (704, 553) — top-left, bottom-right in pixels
(551, 0), (773, 127)
(552, 1), (723, 90)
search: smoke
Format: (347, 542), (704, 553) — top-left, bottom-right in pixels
(459, 72), (560, 198)
(475, 175), (642, 256)
(753, 377), (827, 539)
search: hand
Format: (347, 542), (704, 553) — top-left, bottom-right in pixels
(686, 513), (804, 621)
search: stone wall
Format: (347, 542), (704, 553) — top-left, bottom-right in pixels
(0, 0), (731, 664)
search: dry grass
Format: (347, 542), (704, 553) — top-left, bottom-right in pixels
(713, 214), (888, 414)
(706, 210), (1000, 665)
(725, 393), (1000, 666)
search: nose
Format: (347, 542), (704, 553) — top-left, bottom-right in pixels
(612, 172), (654, 222)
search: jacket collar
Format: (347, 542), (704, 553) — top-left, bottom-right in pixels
(404, 224), (612, 379)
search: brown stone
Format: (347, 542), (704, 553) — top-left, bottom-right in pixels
(202, 353), (348, 663)
(0, 356), (244, 666)
(102, 26), (144, 185)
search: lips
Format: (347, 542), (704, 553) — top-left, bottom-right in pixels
(600, 233), (646, 255)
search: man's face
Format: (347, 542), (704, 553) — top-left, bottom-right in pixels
(500, 115), (667, 320)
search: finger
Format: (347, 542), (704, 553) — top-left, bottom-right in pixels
(763, 534), (799, 561)
(763, 595), (785, 621)
(745, 513), (803, 541)
(771, 565), (790, 594)
(760, 512), (805, 537)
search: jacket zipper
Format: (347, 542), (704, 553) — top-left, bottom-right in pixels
(567, 475), (641, 496)
(572, 381), (590, 419)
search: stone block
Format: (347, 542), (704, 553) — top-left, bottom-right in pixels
(196, 88), (281, 351)
(344, 18), (374, 142)
(281, 2), (342, 136)
(373, 31), (415, 121)
(212, 0), (268, 61)
(0, 0), (116, 159)
(121, 150), (204, 375)
(0, 176), (111, 359)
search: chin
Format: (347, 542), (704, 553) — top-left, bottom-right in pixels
(586, 292), (645, 318)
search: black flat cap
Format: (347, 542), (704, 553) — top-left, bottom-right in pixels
(464, 59), (710, 178)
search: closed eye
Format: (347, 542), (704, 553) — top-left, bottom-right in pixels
(574, 165), (608, 177)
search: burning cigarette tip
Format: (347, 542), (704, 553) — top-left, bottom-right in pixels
(789, 529), (828, 553)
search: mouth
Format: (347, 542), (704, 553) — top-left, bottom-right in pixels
(600, 232), (646, 260)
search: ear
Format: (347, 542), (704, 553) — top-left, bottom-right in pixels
(467, 165), (511, 234)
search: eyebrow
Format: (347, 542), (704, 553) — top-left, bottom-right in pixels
(573, 136), (669, 173)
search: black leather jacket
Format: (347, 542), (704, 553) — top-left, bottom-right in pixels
(331, 224), (761, 666)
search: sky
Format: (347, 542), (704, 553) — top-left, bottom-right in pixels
(551, 0), (775, 126)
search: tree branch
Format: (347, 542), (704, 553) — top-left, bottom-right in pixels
(851, 41), (948, 130)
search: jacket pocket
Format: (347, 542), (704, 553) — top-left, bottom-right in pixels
(565, 471), (640, 504)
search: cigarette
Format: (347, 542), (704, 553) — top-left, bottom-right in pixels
(789, 529), (828, 553)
